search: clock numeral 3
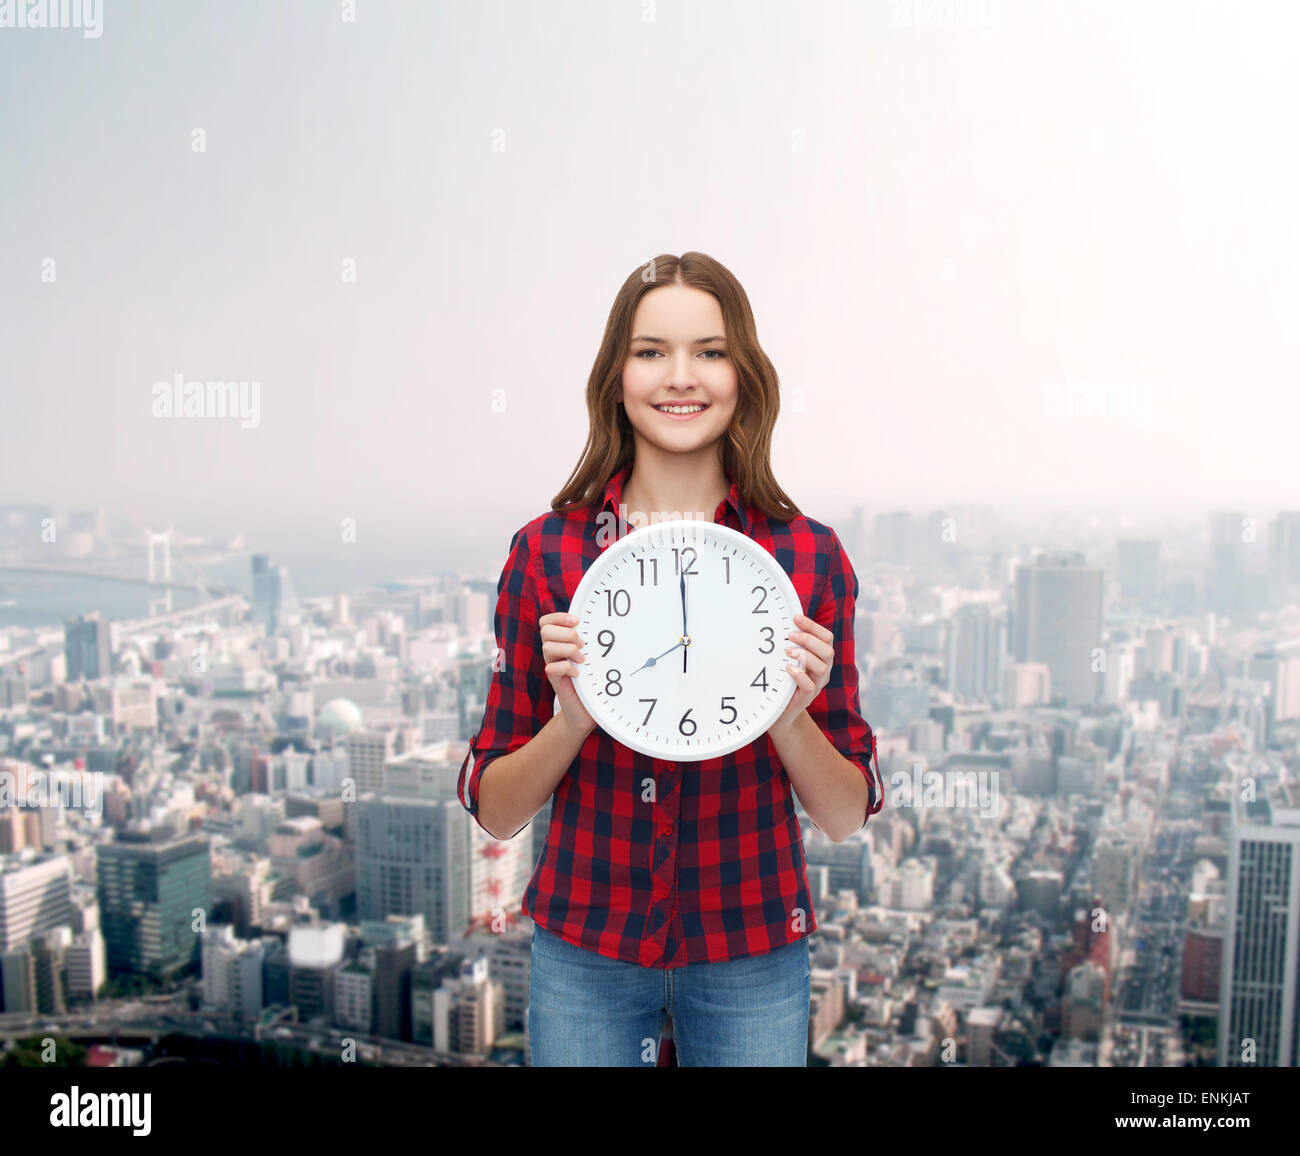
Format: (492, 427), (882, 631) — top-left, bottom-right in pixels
(758, 626), (774, 654)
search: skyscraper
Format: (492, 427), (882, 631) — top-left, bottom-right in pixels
(948, 603), (1006, 702)
(1218, 780), (1300, 1066)
(251, 553), (301, 635)
(1115, 539), (1161, 602)
(64, 611), (112, 680)
(355, 789), (470, 946)
(1209, 511), (1248, 616)
(97, 827), (213, 981)
(1012, 552), (1103, 709)
(1267, 512), (1300, 601)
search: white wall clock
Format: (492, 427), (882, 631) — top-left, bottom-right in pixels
(568, 518), (801, 760)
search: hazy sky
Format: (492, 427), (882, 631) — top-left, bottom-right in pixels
(2, 0), (1297, 573)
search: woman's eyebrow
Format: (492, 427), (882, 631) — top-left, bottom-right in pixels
(630, 335), (726, 345)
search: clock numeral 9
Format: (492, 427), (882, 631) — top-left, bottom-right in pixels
(604, 589), (631, 616)
(597, 629), (615, 657)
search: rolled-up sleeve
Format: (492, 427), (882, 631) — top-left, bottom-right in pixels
(806, 527), (883, 830)
(457, 522), (554, 836)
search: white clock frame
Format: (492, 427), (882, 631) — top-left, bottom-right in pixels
(567, 518), (801, 760)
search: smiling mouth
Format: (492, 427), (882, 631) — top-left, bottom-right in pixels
(652, 403), (710, 416)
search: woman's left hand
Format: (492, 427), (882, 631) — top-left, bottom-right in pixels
(770, 612), (834, 736)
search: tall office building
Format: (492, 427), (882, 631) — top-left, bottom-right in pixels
(1115, 539), (1161, 602)
(0, 853), (74, 952)
(948, 604), (1006, 702)
(355, 789), (471, 945)
(1012, 553), (1103, 709)
(97, 827), (213, 981)
(64, 611), (112, 680)
(1209, 511), (1248, 616)
(385, 743), (533, 934)
(344, 729), (399, 795)
(251, 553), (301, 635)
(1268, 512), (1300, 600)
(1246, 650), (1300, 740)
(1218, 780), (1300, 1066)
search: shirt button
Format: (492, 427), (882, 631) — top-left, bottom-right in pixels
(665, 762), (675, 770)
(661, 823), (672, 837)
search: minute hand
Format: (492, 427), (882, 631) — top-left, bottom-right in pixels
(681, 569), (691, 670)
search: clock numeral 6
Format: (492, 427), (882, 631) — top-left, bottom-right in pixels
(678, 708), (696, 736)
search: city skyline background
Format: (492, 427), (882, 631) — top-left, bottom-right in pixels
(2, 0), (1298, 578)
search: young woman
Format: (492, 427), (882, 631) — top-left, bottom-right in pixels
(457, 252), (882, 1067)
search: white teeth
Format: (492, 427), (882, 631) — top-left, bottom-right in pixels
(655, 404), (706, 414)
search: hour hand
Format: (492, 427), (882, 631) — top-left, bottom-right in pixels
(629, 639), (683, 676)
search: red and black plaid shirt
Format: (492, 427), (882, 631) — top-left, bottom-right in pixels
(457, 462), (883, 968)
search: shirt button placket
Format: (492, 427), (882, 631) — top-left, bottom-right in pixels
(659, 760), (679, 957)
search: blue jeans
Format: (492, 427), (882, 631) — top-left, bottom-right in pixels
(527, 921), (811, 1066)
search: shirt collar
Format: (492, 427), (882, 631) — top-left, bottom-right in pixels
(601, 463), (750, 535)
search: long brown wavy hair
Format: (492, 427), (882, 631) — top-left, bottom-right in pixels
(550, 252), (802, 521)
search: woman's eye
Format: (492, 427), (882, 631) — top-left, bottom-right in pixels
(634, 349), (726, 359)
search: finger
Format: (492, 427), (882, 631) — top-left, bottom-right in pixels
(788, 647), (827, 677)
(543, 642), (585, 662)
(789, 631), (832, 662)
(545, 658), (584, 679)
(540, 624), (584, 642)
(793, 613), (832, 644)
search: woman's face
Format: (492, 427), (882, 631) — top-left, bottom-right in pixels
(619, 285), (738, 456)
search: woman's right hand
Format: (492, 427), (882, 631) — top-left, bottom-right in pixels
(540, 611), (596, 738)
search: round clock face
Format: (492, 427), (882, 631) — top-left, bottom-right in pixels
(568, 518), (801, 760)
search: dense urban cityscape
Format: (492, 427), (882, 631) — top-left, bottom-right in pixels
(1, 500), (1299, 1070)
